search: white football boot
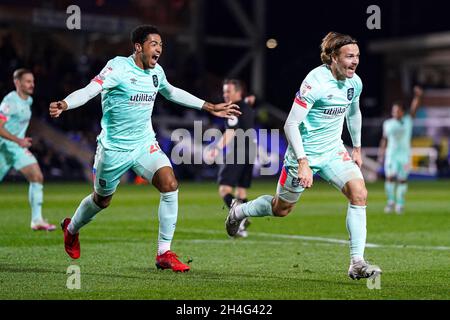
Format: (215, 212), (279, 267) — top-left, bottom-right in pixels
(348, 258), (382, 280)
(225, 199), (244, 237)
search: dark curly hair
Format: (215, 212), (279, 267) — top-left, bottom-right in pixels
(131, 25), (160, 46)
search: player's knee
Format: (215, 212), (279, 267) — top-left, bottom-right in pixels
(349, 187), (368, 205)
(93, 194), (112, 209)
(386, 176), (395, 182)
(272, 206), (292, 217)
(160, 179), (178, 193)
(219, 185), (232, 197)
(34, 172), (44, 183)
(29, 171), (44, 183)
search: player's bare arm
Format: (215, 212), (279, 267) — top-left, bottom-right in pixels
(49, 81), (103, 118)
(202, 101), (241, 119)
(377, 137), (387, 163)
(410, 86), (423, 118)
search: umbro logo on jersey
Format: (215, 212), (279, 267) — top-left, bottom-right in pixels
(130, 78), (137, 85)
(327, 94), (333, 100)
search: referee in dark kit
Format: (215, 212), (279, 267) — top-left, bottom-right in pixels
(209, 79), (257, 238)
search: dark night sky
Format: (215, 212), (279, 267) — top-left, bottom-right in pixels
(204, 0), (450, 114)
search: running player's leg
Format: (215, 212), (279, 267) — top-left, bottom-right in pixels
(236, 163), (253, 203)
(219, 184), (234, 208)
(233, 187), (250, 238)
(233, 163), (254, 237)
(151, 166), (179, 256)
(0, 150), (11, 182)
(19, 163), (49, 229)
(395, 159), (410, 214)
(384, 156), (396, 213)
(218, 163), (243, 208)
(320, 146), (381, 279)
(235, 187), (247, 202)
(14, 146), (55, 230)
(133, 142), (190, 272)
(342, 179), (367, 260)
(226, 166), (304, 236)
(68, 144), (127, 235)
(133, 142), (188, 271)
(62, 144), (129, 259)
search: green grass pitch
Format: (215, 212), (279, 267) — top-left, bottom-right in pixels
(0, 180), (449, 300)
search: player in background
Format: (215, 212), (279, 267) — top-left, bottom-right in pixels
(209, 79), (256, 238)
(225, 32), (382, 280)
(378, 86), (423, 214)
(0, 69), (56, 231)
(49, 25), (240, 272)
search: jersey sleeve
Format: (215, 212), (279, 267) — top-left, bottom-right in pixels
(283, 76), (319, 160)
(296, 73), (321, 108)
(0, 96), (14, 122)
(345, 100), (362, 147)
(92, 58), (122, 90)
(352, 75), (363, 103)
(158, 67), (171, 94)
(382, 120), (388, 138)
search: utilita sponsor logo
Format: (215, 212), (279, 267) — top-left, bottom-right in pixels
(130, 93), (157, 102)
(323, 107), (347, 116)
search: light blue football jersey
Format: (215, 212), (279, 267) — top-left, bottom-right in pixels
(383, 114), (413, 160)
(92, 56), (172, 151)
(284, 64), (363, 167)
(0, 91), (32, 146)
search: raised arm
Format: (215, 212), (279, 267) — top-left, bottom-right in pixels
(49, 58), (122, 118)
(159, 78), (241, 119)
(49, 81), (102, 118)
(409, 86), (423, 118)
(378, 135), (387, 164)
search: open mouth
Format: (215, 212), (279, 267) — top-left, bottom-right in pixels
(151, 54), (160, 64)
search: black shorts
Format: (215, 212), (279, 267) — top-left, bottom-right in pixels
(218, 163), (254, 188)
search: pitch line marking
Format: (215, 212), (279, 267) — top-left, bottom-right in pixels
(186, 229), (450, 251)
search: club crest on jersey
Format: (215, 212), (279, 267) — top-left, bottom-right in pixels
(347, 88), (354, 100)
(152, 75), (158, 87)
(99, 178), (106, 188)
